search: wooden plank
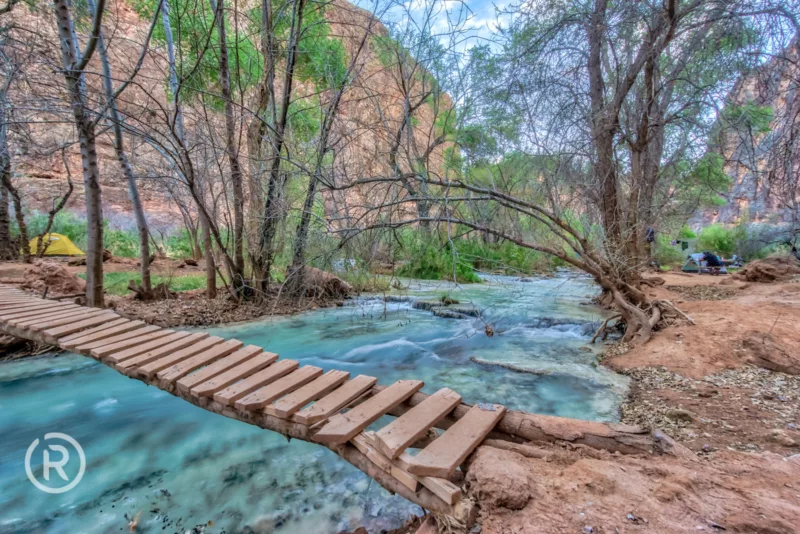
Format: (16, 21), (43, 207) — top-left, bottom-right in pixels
(61, 321), (145, 349)
(212, 359), (298, 406)
(176, 345), (265, 393)
(390, 464), (422, 493)
(74, 325), (161, 352)
(394, 453), (462, 505)
(22, 308), (111, 330)
(133, 337), (240, 379)
(88, 328), (174, 359)
(312, 380), (424, 445)
(105, 331), (195, 364)
(0, 302), (67, 315)
(0, 302), (76, 321)
(116, 333), (214, 372)
(13, 308), (107, 329)
(405, 403), (506, 478)
(1, 303), (77, 321)
(0, 301), (44, 311)
(58, 318), (132, 343)
(234, 366), (323, 411)
(156, 339), (245, 384)
(267, 370), (350, 418)
(10, 307), (96, 327)
(351, 433), (392, 471)
(44, 315), (127, 340)
(292, 375), (378, 425)
(354, 433), (461, 504)
(373, 388), (462, 459)
(188, 352), (278, 397)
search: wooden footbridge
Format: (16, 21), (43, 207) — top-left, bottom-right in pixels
(0, 284), (677, 521)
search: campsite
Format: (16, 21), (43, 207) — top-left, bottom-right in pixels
(1, 0), (800, 532)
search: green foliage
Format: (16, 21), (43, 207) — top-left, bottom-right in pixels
(371, 35), (399, 68)
(132, 0), (261, 103)
(294, 5), (348, 90)
(678, 225), (696, 239)
(77, 271), (214, 296)
(697, 223), (744, 257)
(339, 271), (391, 293)
(163, 229), (197, 258)
(288, 98), (322, 143)
(24, 211), (89, 250)
(680, 153), (731, 207)
(454, 240), (556, 274)
(104, 229), (139, 258)
(723, 101), (773, 134)
(458, 124), (498, 163)
(653, 234), (685, 267)
(396, 238), (481, 283)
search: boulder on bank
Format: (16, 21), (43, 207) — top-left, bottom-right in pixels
(21, 261), (85, 297)
(466, 446), (534, 510)
(742, 332), (800, 375)
(301, 267), (353, 299)
(733, 255), (800, 283)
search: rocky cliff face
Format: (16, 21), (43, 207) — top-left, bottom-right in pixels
(3, 0), (449, 233)
(693, 41), (800, 228)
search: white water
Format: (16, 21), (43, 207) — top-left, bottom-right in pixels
(0, 273), (628, 533)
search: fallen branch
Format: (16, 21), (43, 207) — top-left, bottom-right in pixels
(591, 314), (621, 343)
(655, 299), (696, 325)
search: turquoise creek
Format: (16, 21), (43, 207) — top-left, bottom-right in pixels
(0, 273), (628, 533)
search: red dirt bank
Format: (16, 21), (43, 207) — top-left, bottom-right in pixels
(462, 272), (800, 534)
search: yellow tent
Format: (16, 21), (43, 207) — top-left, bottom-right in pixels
(28, 233), (85, 256)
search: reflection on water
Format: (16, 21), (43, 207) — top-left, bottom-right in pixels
(0, 273), (628, 534)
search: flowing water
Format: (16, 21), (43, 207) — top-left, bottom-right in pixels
(0, 273), (628, 534)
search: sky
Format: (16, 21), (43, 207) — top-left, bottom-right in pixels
(354, 0), (512, 53)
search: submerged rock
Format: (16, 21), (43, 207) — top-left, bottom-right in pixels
(442, 305), (481, 317)
(412, 300), (442, 311)
(528, 317), (599, 336)
(384, 295), (414, 303)
(431, 306), (482, 319)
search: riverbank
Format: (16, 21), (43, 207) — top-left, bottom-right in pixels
(464, 272), (800, 533)
(0, 258), (350, 329)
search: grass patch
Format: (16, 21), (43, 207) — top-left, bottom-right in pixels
(339, 271), (392, 293)
(78, 271), (213, 296)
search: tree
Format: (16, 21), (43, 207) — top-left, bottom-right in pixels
(338, 0), (799, 343)
(52, 0), (106, 306)
(89, 0), (159, 294)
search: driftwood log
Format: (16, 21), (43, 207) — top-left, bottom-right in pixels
(375, 385), (691, 457)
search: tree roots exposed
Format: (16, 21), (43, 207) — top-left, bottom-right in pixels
(593, 288), (695, 345)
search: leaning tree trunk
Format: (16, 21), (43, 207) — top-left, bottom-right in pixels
(53, 0), (105, 307)
(90, 0), (152, 292)
(209, 0), (245, 287)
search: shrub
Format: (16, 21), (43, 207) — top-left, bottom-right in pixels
(163, 229), (197, 258)
(653, 234), (685, 267)
(697, 224), (744, 257)
(678, 225), (696, 239)
(105, 229), (139, 258)
(396, 238), (481, 283)
(78, 271), (213, 296)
